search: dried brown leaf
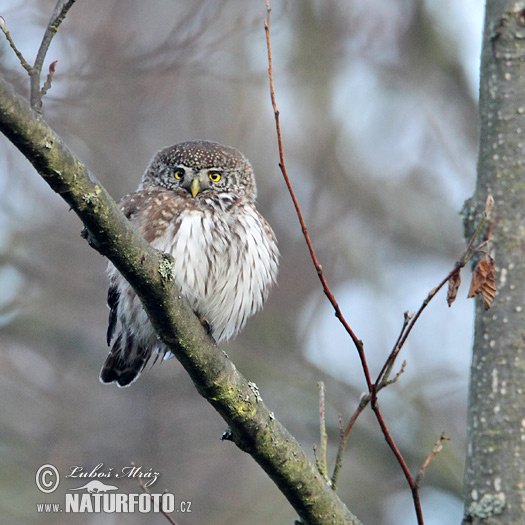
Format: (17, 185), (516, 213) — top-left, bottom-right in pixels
(468, 255), (496, 310)
(447, 270), (461, 307)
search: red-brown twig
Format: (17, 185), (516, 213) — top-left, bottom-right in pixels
(264, 0), (372, 393)
(367, 198), (493, 524)
(41, 60), (58, 98)
(374, 195), (494, 391)
(264, 5), (493, 525)
(374, 269), (456, 390)
(330, 358), (405, 490)
(370, 398), (424, 524)
(264, 0), (417, 515)
(366, 254), (468, 524)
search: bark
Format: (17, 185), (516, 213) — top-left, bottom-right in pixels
(0, 76), (362, 524)
(463, 1), (525, 523)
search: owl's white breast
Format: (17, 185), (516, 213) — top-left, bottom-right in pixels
(152, 203), (278, 341)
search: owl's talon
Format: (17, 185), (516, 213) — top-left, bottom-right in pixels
(81, 226), (101, 251)
(199, 316), (212, 335)
(221, 427), (233, 441)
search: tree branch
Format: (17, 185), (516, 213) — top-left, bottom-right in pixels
(31, 0), (76, 109)
(0, 76), (362, 525)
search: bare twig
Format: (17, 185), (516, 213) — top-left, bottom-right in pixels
(30, 0), (76, 109)
(377, 312), (412, 387)
(331, 359), (407, 491)
(370, 398), (425, 524)
(264, 0), (371, 392)
(264, 1), (416, 514)
(383, 360), (406, 389)
(40, 60), (58, 98)
(265, 4), (492, 524)
(135, 475), (178, 525)
(366, 197), (494, 524)
(313, 381), (329, 482)
(331, 393), (369, 490)
(334, 193), (493, 524)
(374, 195), (494, 391)
(0, 17), (32, 73)
(1, 1), (76, 110)
(416, 433), (450, 485)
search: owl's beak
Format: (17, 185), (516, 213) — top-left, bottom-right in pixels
(191, 178), (201, 197)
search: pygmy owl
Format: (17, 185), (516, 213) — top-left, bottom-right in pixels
(100, 140), (279, 387)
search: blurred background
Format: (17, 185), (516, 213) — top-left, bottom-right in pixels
(0, 0), (483, 523)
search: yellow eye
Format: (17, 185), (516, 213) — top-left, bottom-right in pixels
(208, 171), (222, 182)
(174, 168), (184, 180)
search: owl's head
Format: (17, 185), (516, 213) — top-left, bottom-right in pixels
(141, 140), (257, 201)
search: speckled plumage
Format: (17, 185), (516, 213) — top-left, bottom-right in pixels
(100, 140), (279, 387)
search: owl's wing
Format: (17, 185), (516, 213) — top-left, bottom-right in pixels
(106, 284), (119, 345)
(118, 189), (185, 242)
(105, 189), (185, 346)
(105, 191), (137, 347)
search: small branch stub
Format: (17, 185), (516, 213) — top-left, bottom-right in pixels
(41, 60), (58, 98)
(416, 433), (450, 485)
(447, 271), (462, 307)
(313, 381), (329, 483)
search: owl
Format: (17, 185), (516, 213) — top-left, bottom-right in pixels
(100, 140), (279, 387)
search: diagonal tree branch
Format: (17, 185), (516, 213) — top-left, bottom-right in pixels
(0, 76), (362, 525)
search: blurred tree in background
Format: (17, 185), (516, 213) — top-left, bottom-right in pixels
(0, 1), (482, 523)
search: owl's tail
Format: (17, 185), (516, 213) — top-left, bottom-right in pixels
(99, 334), (149, 388)
(99, 355), (145, 387)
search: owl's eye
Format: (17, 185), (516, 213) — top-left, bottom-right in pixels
(174, 168), (185, 180)
(208, 171), (222, 182)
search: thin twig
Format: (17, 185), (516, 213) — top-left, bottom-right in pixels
(264, 1), (413, 510)
(0, 17), (33, 73)
(377, 312), (412, 386)
(264, 0), (372, 392)
(331, 359), (405, 489)
(40, 60), (58, 98)
(331, 393), (370, 490)
(374, 195), (494, 390)
(313, 381), (329, 481)
(367, 200), (494, 525)
(374, 273), (452, 390)
(135, 475), (178, 525)
(1, 2), (75, 110)
(31, 0), (77, 109)
(371, 398), (424, 525)
(416, 433), (450, 485)
(265, 5), (491, 525)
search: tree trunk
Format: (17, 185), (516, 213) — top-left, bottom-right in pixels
(463, 1), (525, 522)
